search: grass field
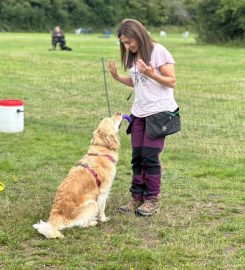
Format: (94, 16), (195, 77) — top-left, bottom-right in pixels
(0, 32), (244, 270)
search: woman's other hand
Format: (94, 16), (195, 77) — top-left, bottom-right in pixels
(136, 59), (176, 88)
(136, 59), (156, 78)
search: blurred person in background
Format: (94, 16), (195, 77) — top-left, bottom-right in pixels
(51, 26), (72, 51)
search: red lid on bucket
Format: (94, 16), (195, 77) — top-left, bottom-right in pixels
(0, 99), (24, 106)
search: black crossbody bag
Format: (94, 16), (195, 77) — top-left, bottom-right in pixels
(126, 108), (181, 139)
(145, 108), (181, 139)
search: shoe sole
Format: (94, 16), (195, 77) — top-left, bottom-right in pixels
(118, 210), (131, 214)
(135, 208), (160, 217)
(118, 208), (133, 214)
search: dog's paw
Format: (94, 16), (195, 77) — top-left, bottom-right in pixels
(100, 216), (110, 222)
(88, 221), (98, 227)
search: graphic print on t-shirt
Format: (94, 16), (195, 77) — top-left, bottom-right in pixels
(131, 69), (148, 86)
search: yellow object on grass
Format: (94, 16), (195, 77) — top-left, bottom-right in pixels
(0, 182), (5, 192)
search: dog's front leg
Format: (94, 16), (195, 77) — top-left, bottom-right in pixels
(97, 192), (110, 222)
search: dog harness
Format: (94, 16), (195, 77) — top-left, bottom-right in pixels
(77, 154), (116, 188)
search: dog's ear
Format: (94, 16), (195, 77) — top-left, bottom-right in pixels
(92, 128), (119, 150)
(107, 134), (120, 150)
(91, 129), (102, 146)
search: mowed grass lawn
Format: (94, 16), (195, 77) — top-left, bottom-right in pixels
(0, 33), (244, 270)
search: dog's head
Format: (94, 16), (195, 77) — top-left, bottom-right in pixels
(91, 112), (122, 150)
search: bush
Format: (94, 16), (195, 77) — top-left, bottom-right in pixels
(196, 0), (245, 43)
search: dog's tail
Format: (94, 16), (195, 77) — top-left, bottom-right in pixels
(33, 220), (64, 239)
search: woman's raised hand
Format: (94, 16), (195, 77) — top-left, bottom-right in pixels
(108, 60), (119, 79)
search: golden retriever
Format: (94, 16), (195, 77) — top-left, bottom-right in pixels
(33, 112), (122, 238)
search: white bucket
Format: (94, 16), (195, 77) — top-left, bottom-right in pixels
(0, 99), (24, 133)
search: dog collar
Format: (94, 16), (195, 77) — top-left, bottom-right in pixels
(88, 153), (116, 163)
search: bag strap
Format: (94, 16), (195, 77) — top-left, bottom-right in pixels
(166, 108), (180, 117)
(126, 91), (133, 100)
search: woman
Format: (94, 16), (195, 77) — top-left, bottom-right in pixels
(108, 19), (179, 216)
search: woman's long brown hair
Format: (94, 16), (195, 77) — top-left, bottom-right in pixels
(117, 19), (154, 70)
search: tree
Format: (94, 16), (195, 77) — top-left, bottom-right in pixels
(196, 0), (245, 43)
(167, 0), (191, 25)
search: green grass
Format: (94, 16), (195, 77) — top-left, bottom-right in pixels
(0, 33), (244, 270)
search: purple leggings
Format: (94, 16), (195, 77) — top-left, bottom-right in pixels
(130, 117), (165, 201)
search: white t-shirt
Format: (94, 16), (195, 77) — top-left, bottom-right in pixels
(130, 43), (178, 117)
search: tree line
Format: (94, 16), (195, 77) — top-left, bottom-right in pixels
(0, 0), (244, 44)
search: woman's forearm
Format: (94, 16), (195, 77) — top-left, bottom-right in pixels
(114, 75), (134, 87)
(151, 73), (176, 88)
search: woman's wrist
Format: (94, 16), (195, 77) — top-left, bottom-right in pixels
(150, 72), (160, 81)
(114, 74), (120, 80)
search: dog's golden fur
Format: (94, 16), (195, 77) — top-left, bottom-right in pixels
(33, 113), (122, 238)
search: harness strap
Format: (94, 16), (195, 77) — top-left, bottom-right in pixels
(76, 154), (116, 188)
(78, 162), (101, 187)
